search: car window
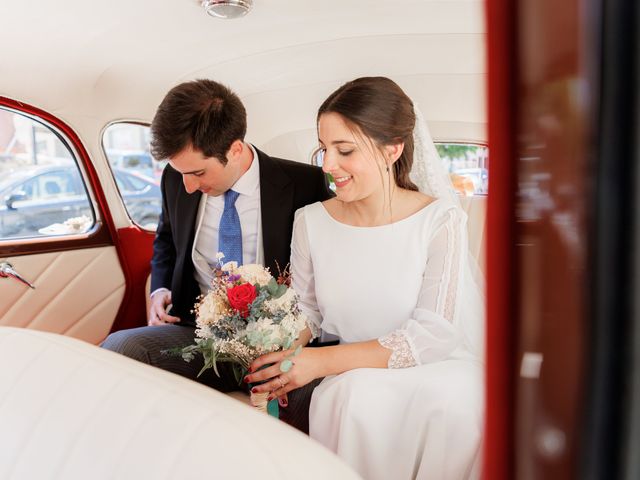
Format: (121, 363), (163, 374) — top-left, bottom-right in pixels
(0, 107), (96, 239)
(119, 171), (150, 193)
(435, 143), (489, 196)
(113, 171), (132, 192)
(103, 123), (164, 231)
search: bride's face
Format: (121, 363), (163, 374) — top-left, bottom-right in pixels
(317, 112), (386, 202)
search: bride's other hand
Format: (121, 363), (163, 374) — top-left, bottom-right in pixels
(246, 347), (322, 399)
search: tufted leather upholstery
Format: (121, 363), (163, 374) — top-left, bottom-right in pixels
(0, 327), (359, 480)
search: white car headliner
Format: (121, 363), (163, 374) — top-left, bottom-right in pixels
(1, 0), (486, 162)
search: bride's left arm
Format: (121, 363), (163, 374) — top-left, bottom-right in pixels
(245, 340), (391, 398)
(379, 205), (467, 368)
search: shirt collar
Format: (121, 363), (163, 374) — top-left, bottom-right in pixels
(230, 143), (260, 197)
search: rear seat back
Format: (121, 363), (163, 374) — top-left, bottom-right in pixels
(0, 327), (359, 479)
(460, 195), (487, 274)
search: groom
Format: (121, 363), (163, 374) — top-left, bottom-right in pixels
(102, 79), (332, 430)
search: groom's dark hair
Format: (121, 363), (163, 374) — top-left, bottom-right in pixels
(318, 76), (419, 191)
(150, 79), (247, 165)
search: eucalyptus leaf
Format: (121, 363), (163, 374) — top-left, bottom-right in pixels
(272, 284), (287, 299)
(267, 278), (279, 295)
(232, 363), (243, 385)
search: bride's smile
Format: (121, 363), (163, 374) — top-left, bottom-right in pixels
(333, 175), (352, 187)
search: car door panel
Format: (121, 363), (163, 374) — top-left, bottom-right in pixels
(0, 99), (144, 344)
(0, 247), (125, 344)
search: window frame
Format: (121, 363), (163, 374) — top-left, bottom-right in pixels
(101, 120), (161, 232)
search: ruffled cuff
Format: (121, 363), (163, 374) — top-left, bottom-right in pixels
(378, 330), (418, 368)
(307, 320), (321, 340)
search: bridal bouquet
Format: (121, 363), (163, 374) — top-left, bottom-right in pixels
(175, 254), (308, 415)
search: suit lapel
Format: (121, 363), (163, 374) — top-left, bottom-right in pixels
(257, 148), (293, 273)
(176, 186), (202, 287)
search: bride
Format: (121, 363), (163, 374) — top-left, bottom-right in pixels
(245, 77), (484, 480)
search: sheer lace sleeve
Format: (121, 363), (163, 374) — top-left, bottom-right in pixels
(378, 205), (466, 368)
(291, 208), (322, 339)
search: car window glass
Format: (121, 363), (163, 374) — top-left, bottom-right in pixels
(103, 123), (164, 231)
(10, 178), (36, 200)
(37, 171), (77, 198)
(113, 171), (131, 192)
(123, 173), (151, 192)
(0, 107), (96, 239)
(435, 143), (489, 196)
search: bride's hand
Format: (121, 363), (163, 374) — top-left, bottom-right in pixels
(245, 347), (321, 400)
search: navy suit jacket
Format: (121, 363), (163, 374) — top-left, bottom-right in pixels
(150, 147), (333, 325)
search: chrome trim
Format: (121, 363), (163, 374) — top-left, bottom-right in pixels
(0, 261), (35, 288)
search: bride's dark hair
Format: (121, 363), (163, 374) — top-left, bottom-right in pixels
(318, 76), (419, 191)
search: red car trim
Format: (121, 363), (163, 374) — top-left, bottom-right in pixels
(484, 0), (517, 477)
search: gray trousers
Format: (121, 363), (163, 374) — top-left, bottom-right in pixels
(101, 325), (319, 434)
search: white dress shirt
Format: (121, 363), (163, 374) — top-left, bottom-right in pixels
(192, 144), (263, 294)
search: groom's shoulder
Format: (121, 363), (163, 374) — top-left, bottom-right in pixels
(274, 157), (322, 176)
(259, 150), (324, 179)
(160, 163), (183, 191)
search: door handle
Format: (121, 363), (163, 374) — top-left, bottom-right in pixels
(0, 262), (35, 289)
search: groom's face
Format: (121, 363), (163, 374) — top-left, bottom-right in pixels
(169, 143), (240, 196)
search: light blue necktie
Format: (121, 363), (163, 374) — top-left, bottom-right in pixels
(218, 189), (243, 265)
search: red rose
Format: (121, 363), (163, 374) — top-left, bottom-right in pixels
(227, 283), (257, 317)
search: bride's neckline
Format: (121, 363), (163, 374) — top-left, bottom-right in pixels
(318, 198), (442, 229)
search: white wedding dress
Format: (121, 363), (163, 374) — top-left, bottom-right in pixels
(291, 200), (483, 480)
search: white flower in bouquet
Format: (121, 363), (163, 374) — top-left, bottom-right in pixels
(221, 261), (239, 272)
(280, 312), (308, 339)
(263, 287), (296, 313)
(194, 294), (227, 337)
(242, 317), (286, 354)
(236, 264), (272, 286)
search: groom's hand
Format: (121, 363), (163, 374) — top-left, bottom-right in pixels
(148, 290), (181, 326)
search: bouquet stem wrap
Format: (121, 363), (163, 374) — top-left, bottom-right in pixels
(249, 391), (279, 417)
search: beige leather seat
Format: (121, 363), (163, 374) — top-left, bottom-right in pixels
(0, 327), (359, 480)
(460, 195), (487, 273)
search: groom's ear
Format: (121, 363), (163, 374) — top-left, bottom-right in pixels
(385, 142), (405, 164)
(226, 139), (244, 162)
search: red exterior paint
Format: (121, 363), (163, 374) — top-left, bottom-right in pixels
(484, 0), (516, 477)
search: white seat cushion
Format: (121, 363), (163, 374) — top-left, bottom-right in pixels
(0, 327), (359, 480)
